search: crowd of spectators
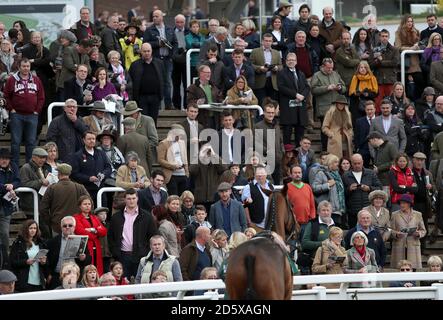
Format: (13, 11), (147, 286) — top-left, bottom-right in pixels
(1, 2), (443, 297)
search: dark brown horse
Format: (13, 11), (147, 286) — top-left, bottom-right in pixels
(265, 179), (300, 244)
(225, 232), (293, 300)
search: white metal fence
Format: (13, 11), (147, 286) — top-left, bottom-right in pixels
(15, 187), (39, 223)
(400, 49), (424, 88)
(2, 272), (443, 300)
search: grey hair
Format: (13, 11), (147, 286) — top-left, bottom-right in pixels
(295, 30), (306, 37)
(428, 255), (443, 267)
(317, 200), (332, 212)
(357, 209), (372, 220)
(126, 151), (140, 162)
(61, 215), (76, 227)
(107, 50), (120, 61)
(150, 234), (166, 245)
(65, 98), (77, 106)
(215, 26), (228, 36)
(242, 19), (256, 31)
(350, 231), (368, 246)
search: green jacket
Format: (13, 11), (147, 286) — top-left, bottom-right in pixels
(335, 46), (360, 86)
(372, 141), (397, 186)
(311, 69), (347, 117)
(301, 220), (330, 254)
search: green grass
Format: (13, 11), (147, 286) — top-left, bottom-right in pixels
(0, 14), (38, 30)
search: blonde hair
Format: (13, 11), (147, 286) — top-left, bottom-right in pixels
(227, 231), (248, 251)
(355, 60), (372, 75)
(428, 255), (442, 267)
(398, 259), (413, 269)
(427, 32), (442, 48)
(60, 261), (81, 281)
(326, 154), (339, 167)
(180, 190), (194, 203)
(329, 226), (343, 239)
(244, 227), (256, 236)
(81, 264), (98, 287)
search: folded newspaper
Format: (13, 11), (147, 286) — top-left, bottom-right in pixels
(63, 235), (89, 259)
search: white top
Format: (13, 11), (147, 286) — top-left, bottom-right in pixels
(352, 171), (363, 184)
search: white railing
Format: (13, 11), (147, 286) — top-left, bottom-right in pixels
(198, 104), (264, 116)
(233, 185), (283, 190)
(96, 186), (168, 208)
(400, 49), (424, 88)
(15, 187), (39, 224)
(47, 102), (124, 136)
(2, 272), (443, 300)
(185, 48), (252, 87)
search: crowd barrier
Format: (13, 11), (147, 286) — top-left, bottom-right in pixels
(400, 49), (424, 88)
(15, 187), (39, 224)
(2, 272), (443, 300)
(198, 104), (264, 116)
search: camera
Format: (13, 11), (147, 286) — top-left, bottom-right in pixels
(133, 43), (140, 56)
(337, 84), (342, 91)
(157, 36), (173, 50)
(264, 63), (276, 70)
(356, 184), (361, 188)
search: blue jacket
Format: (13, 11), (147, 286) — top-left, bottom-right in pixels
(208, 199), (247, 237)
(0, 162), (21, 216)
(69, 147), (112, 193)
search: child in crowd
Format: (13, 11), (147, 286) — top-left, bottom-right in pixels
(110, 261), (134, 300)
(183, 205), (212, 244)
(94, 207), (112, 273)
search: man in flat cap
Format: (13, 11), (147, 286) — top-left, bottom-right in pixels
(412, 152), (435, 250)
(117, 117), (152, 174)
(19, 148), (51, 235)
(0, 148), (20, 269)
(208, 182), (247, 237)
(41, 163), (89, 235)
(273, 0), (294, 37)
(157, 124), (188, 196)
(0, 269), (17, 295)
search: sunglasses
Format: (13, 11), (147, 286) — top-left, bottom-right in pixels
(400, 268), (411, 271)
(62, 224), (74, 228)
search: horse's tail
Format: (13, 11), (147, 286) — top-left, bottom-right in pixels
(244, 255), (257, 300)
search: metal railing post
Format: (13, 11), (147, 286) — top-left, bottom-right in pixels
(96, 187), (125, 208)
(400, 49), (424, 88)
(312, 286), (327, 300)
(15, 187), (39, 224)
(432, 283), (443, 300)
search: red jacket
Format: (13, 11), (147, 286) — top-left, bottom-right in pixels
(3, 72), (45, 114)
(390, 165), (415, 205)
(74, 212), (107, 275)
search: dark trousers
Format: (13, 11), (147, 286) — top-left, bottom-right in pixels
(172, 60), (187, 109)
(167, 175), (188, 196)
(139, 94), (161, 124)
(271, 162), (282, 185)
(282, 124), (305, 146)
(119, 252), (140, 280)
(254, 77), (278, 107)
(318, 116), (328, 151)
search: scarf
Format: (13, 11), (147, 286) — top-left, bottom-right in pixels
(355, 245), (366, 260)
(349, 72), (378, 96)
(329, 169), (346, 213)
(0, 52), (15, 73)
(111, 63), (129, 101)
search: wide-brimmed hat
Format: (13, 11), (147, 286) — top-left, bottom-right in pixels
(0, 148), (11, 159)
(334, 95), (349, 105)
(121, 101), (142, 116)
(125, 22), (140, 32)
(398, 194), (413, 205)
(368, 190), (388, 203)
(284, 144), (295, 152)
(97, 129), (118, 142)
(91, 101), (106, 112)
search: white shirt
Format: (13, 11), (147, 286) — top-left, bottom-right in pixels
(352, 171), (363, 184)
(223, 128), (234, 163)
(382, 115), (392, 134)
(367, 116), (375, 126)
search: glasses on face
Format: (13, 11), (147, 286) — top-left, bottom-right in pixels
(63, 224), (74, 228)
(400, 268), (411, 271)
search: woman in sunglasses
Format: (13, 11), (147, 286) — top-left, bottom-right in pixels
(390, 260), (416, 287)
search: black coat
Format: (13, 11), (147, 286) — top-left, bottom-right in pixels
(137, 187), (168, 213)
(69, 20), (97, 42)
(69, 147), (112, 194)
(143, 24), (178, 59)
(9, 235), (47, 291)
(108, 208), (158, 261)
(277, 66), (310, 126)
(342, 168), (382, 216)
(0, 162), (21, 216)
(63, 77), (93, 105)
(344, 227), (387, 267)
(129, 58), (165, 103)
(46, 113), (89, 162)
(223, 63), (255, 91)
(100, 26), (122, 58)
(404, 117), (428, 157)
(45, 234), (92, 289)
(354, 116), (372, 156)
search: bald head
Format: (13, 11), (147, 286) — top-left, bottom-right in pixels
(175, 14), (186, 30)
(195, 226), (211, 245)
(153, 10), (164, 25)
(436, 96), (443, 112)
(141, 43), (152, 61)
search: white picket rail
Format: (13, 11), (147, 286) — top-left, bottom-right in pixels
(198, 104), (264, 116)
(2, 272), (443, 300)
(15, 187), (39, 224)
(400, 49), (424, 88)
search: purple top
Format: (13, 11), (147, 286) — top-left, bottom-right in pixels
(92, 81), (117, 101)
(423, 46), (441, 63)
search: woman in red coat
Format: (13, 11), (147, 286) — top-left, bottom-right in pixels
(389, 153), (418, 212)
(73, 195), (107, 275)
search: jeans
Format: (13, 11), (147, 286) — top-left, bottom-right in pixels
(162, 57), (173, 107)
(10, 113), (38, 166)
(0, 208), (11, 268)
